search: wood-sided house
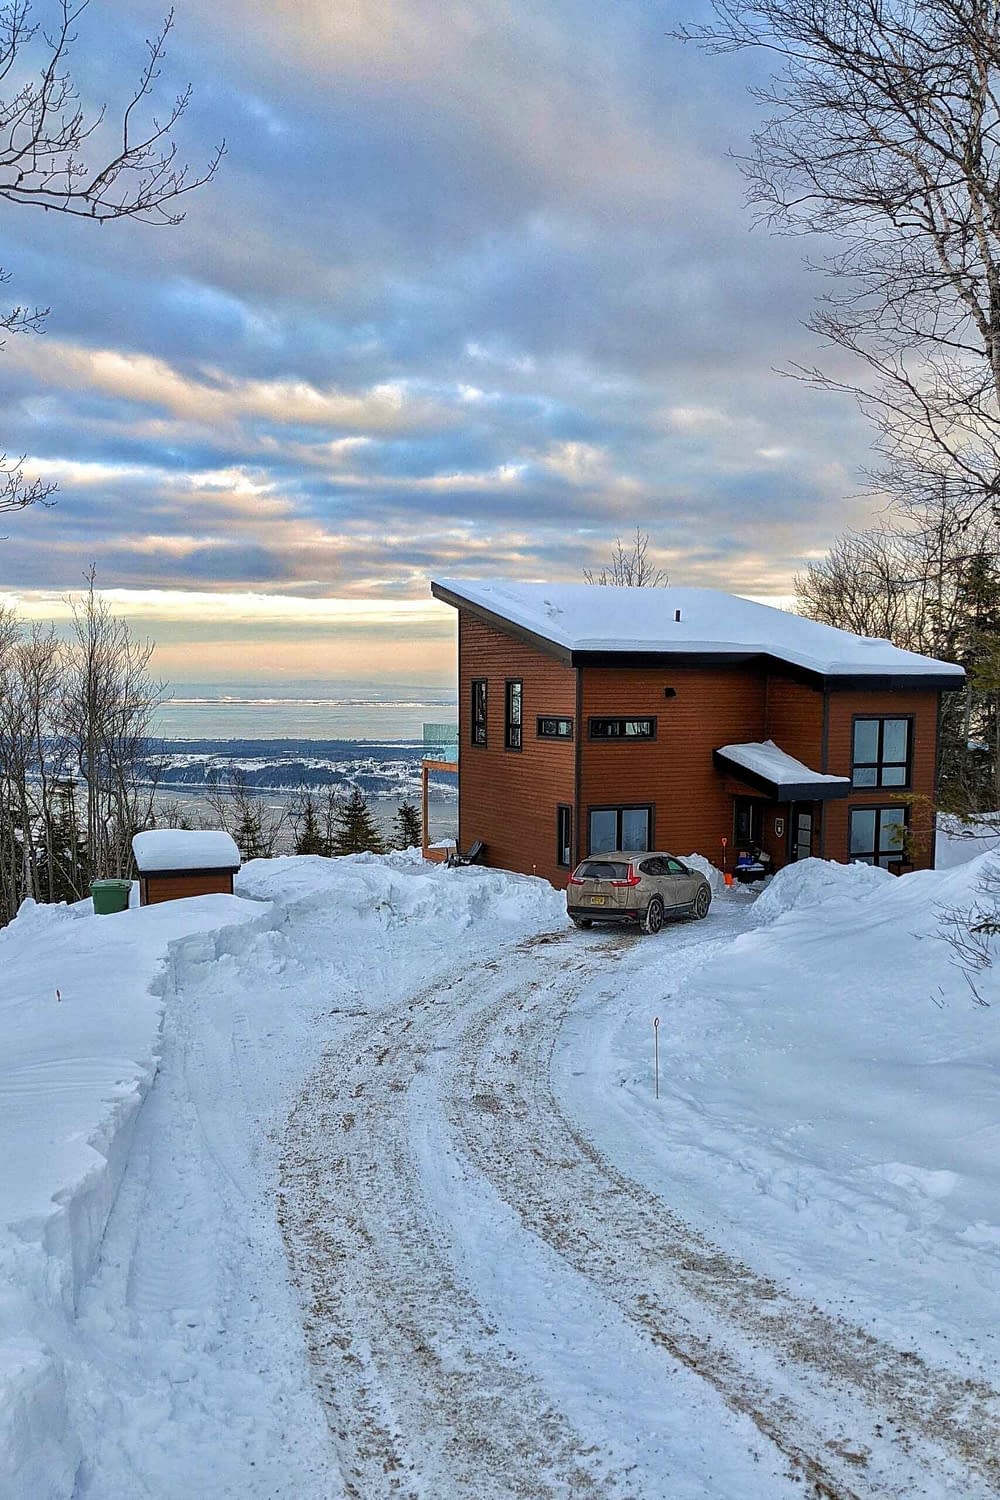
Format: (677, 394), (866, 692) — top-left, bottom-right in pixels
(430, 578), (965, 888)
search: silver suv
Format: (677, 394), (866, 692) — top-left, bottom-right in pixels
(567, 850), (712, 933)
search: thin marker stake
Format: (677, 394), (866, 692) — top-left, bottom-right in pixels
(653, 1015), (660, 1099)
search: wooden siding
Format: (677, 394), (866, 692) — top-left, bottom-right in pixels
(823, 688), (939, 869)
(579, 664), (766, 864)
(454, 610), (942, 883)
(764, 675), (824, 765)
(458, 613), (575, 886)
(141, 871), (235, 905)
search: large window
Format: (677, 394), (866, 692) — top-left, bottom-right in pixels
(537, 715), (573, 740)
(852, 717), (911, 788)
(556, 805), (573, 867)
(589, 717), (656, 740)
(588, 805), (651, 854)
(471, 679), (487, 747)
(849, 806), (907, 867)
(505, 679), (523, 750)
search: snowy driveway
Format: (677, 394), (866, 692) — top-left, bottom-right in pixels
(279, 900), (999, 1500)
(20, 854), (996, 1500)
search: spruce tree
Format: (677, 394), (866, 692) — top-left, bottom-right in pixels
(333, 787), (385, 856)
(294, 793), (329, 856)
(393, 799), (422, 850)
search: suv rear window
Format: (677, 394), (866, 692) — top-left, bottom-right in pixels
(577, 860), (629, 881)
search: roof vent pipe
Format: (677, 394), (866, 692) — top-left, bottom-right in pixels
(674, 608), (682, 622)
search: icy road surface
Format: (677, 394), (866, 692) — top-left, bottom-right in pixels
(53, 853), (1000, 1500)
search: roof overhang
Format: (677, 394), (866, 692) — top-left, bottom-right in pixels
(713, 744), (851, 802)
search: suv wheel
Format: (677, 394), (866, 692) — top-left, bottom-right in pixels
(642, 895), (664, 934)
(693, 885), (711, 919)
(571, 916), (593, 929)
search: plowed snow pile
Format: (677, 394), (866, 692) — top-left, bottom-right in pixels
(561, 850), (1000, 1375)
(2, 848), (999, 1498)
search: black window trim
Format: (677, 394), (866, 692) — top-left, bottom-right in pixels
(587, 716), (658, 741)
(471, 677), (487, 748)
(586, 802), (655, 855)
(847, 802), (909, 867)
(556, 803), (573, 868)
(504, 677), (523, 751)
(850, 713), (913, 789)
(536, 714), (574, 740)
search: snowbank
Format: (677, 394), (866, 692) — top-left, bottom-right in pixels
(570, 848), (1000, 1393)
(753, 854), (894, 921)
(0, 893), (263, 1497)
(936, 811), (1000, 870)
(236, 849), (568, 930)
(1, 853), (569, 1498)
(679, 851), (727, 895)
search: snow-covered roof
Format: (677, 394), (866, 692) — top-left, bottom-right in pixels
(132, 829), (242, 872)
(715, 740), (850, 800)
(431, 579), (965, 684)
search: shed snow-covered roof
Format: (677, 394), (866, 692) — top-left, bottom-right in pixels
(132, 829), (242, 873)
(714, 740), (850, 801)
(431, 578), (965, 686)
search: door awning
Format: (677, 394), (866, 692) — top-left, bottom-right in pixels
(713, 739), (851, 801)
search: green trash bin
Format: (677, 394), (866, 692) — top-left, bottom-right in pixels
(91, 878), (132, 915)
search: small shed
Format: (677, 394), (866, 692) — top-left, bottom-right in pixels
(132, 829), (242, 906)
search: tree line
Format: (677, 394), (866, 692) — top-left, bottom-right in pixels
(0, 586), (424, 928)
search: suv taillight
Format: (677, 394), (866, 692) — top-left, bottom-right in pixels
(612, 863), (641, 888)
(568, 873), (585, 886)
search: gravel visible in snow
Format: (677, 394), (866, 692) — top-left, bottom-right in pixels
(4, 849), (1000, 1497)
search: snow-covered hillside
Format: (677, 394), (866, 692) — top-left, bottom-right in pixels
(1, 849), (998, 1497)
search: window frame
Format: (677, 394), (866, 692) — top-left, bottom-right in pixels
(848, 803), (909, 868)
(586, 803), (654, 855)
(536, 715), (574, 740)
(470, 678), (487, 748)
(851, 714), (913, 789)
(504, 678), (523, 751)
(587, 716), (657, 741)
(556, 804), (573, 868)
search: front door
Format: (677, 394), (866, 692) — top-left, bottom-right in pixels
(791, 803), (814, 861)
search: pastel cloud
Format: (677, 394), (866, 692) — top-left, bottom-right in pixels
(0, 0), (884, 679)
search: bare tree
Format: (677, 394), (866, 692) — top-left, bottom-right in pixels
(0, 1), (223, 513)
(205, 766), (285, 860)
(677, 1), (1000, 529)
(584, 527), (669, 587)
(62, 573), (166, 883)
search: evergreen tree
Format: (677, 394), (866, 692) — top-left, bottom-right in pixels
(333, 787), (385, 856)
(294, 792), (329, 856)
(393, 799), (422, 850)
(234, 805), (270, 863)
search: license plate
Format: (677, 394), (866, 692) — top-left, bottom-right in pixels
(589, 895), (606, 906)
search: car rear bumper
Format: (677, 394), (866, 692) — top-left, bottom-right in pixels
(567, 905), (640, 922)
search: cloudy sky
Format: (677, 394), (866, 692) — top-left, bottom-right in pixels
(0, 0), (880, 684)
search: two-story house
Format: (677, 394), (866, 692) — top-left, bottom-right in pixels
(430, 578), (965, 886)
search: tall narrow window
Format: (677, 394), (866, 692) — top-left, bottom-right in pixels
(556, 805), (573, 867)
(471, 679), (487, 746)
(505, 679), (523, 750)
(852, 717), (911, 787)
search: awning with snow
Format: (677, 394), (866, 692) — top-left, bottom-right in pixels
(712, 740), (851, 802)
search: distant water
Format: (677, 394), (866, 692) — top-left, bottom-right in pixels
(148, 680), (459, 846)
(154, 680), (457, 742)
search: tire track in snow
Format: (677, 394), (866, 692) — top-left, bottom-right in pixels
(449, 930), (1000, 1499)
(279, 962), (631, 1500)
